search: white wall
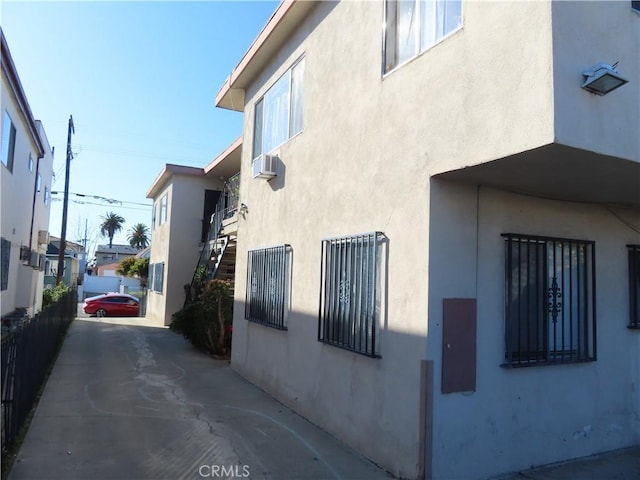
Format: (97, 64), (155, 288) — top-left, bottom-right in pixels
(427, 183), (640, 479)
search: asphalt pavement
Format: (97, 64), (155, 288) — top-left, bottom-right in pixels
(8, 316), (393, 480)
(7, 313), (639, 480)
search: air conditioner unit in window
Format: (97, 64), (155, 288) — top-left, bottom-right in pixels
(252, 154), (278, 179)
(38, 230), (49, 245)
(29, 251), (40, 268)
(20, 246), (31, 262)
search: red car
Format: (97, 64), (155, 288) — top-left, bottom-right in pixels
(83, 293), (140, 317)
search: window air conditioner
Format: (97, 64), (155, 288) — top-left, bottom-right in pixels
(20, 246), (31, 262)
(252, 154), (278, 179)
(29, 251), (40, 268)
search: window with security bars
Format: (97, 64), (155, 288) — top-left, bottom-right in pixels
(245, 245), (290, 329)
(318, 232), (383, 357)
(502, 234), (596, 367)
(628, 245), (640, 329)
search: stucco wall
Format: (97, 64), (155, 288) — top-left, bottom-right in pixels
(229, 1), (637, 478)
(1, 76), (53, 317)
(552, 1), (640, 161)
(147, 174), (224, 326)
(428, 182), (640, 479)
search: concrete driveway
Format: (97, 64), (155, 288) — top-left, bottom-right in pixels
(9, 317), (393, 480)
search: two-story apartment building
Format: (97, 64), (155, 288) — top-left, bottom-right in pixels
(145, 138), (241, 326)
(1, 28), (54, 318)
(215, 1), (639, 479)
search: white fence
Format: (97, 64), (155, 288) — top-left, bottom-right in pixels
(82, 275), (142, 299)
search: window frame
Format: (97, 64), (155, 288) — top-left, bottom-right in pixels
(245, 244), (291, 330)
(318, 232), (385, 358)
(28, 153), (34, 172)
(383, 0), (464, 75)
(252, 56), (305, 163)
(628, 245), (640, 329)
(632, 1), (640, 13)
(1, 238), (10, 290)
(502, 233), (597, 368)
(150, 262), (164, 293)
(1, 110), (16, 172)
(159, 194), (168, 226)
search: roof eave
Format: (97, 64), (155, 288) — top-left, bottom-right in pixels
(215, 0), (315, 111)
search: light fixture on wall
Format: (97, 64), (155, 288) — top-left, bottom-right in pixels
(581, 62), (628, 96)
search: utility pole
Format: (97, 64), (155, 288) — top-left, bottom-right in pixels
(56, 115), (74, 285)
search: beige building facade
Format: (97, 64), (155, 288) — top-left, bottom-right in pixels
(215, 1), (639, 479)
(146, 139), (241, 326)
(1, 29), (54, 318)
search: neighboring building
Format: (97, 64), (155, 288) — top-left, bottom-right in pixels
(1, 28), (54, 317)
(44, 236), (83, 287)
(145, 138), (241, 325)
(93, 244), (141, 269)
(213, 1), (640, 479)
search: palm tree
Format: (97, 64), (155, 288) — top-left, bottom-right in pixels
(100, 211), (125, 248)
(128, 223), (150, 249)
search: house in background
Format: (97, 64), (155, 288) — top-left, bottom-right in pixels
(92, 244), (141, 271)
(1, 28), (54, 318)
(145, 138), (241, 326)
(214, 1), (639, 479)
(44, 236), (83, 288)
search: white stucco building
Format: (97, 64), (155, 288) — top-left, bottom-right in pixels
(145, 138), (241, 326)
(214, 1), (640, 479)
(1, 28), (54, 318)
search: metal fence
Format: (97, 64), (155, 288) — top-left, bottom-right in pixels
(1, 289), (77, 452)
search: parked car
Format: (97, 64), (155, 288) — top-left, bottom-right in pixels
(83, 293), (140, 317)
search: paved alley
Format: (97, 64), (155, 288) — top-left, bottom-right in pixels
(8, 317), (393, 480)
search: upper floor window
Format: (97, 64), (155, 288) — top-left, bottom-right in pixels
(252, 57), (305, 162)
(36, 174), (41, 194)
(44, 186), (50, 205)
(384, 0), (463, 74)
(159, 194), (168, 225)
(633, 1), (640, 12)
(502, 234), (596, 367)
(628, 245), (640, 329)
(1, 111), (16, 172)
(28, 153), (34, 172)
(318, 232), (385, 357)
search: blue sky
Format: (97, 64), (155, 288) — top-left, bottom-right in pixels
(1, 0), (279, 253)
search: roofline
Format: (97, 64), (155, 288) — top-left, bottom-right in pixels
(145, 163), (205, 199)
(204, 136), (242, 175)
(216, 0), (315, 111)
(1, 28), (45, 157)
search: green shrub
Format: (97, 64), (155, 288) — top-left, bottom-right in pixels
(170, 280), (233, 356)
(42, 283), (71, 309)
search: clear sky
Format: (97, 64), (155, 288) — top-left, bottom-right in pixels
(1, 0), (279, 255)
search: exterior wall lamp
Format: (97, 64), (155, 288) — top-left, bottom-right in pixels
(581, 62), (629, 96)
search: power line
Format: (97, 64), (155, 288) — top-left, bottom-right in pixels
(50, 191), (152, 207)
(50, 198), (151, 212)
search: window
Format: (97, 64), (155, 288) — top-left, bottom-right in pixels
(633, 1), (640, 12)
(1, 111), (16, 172)
(384, 0), (463, 73)
(502, 234), (596, 367)
(318, 232), (384, 357)
(252, 57), (305, 163)
(151, 202), (157, 230)
(245, 245), (291, 330)
(628, 245), (640, 329)
(150, 262), (164, 293)
(28, 153), (34, 172)
(159, 194), (167, 225)
(1, 238), (10, 290)
(36, 174), (41, 194)
(44, 186), (50, 205)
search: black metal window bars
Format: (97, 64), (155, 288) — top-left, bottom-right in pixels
(628, 245), (640, 329)
(318, 232), (384, 358)
(245, 244), (291, 330)
(502, 234), (597, 367)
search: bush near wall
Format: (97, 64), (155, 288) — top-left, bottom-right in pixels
(170, 280), (233, 356)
